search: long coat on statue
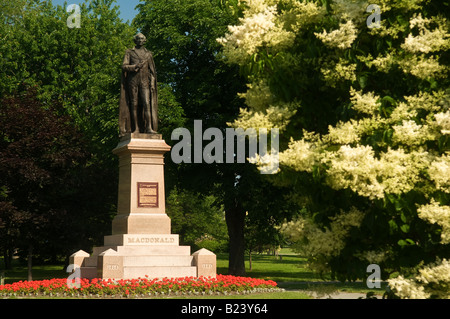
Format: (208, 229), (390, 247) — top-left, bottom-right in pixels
(119, 47), (158, 136)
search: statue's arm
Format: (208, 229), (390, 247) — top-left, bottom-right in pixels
(122, 50), (137, 72)
(147, 53), (157, 76)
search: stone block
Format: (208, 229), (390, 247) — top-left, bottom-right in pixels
(80, 267), (97, 280)
(123, 266), (197, 279)
(116, 245), (191, 256)
(97, 249), (124, 279)
(192, 248), (217, 277)
(112, 213), (171, 235)
(123, 255), (194, 267)
(69, 250), (90, 268)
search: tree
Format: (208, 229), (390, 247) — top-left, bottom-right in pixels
(0, 89), (93, 277)
(219, 0), (450, 296)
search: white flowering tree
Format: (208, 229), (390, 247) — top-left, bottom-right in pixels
(218, 0), (449, 298)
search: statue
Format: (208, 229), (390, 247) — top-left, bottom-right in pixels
(119, 33), (158, 136)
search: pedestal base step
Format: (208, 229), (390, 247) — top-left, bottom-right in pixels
(71, 244), (216, 280)
(124, 266), (197, 279)
(82, 254), (193, 268)
(79, 265), (197, 280)
(123, 255), (193, 267)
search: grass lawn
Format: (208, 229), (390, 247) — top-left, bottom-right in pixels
(1, 264), (67, 284)
(217, 249), (325, 282)
(217, 249), (386, 295)
(1, 248), (386, 298)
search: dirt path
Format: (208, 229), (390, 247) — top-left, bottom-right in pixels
(304, 291), (381, 299)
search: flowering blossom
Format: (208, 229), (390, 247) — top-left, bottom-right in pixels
(402, 14), (450, 54)
(398, 54), (448, 80)
(427, 154), (450, 194)
(350, 87), (380, 115)
(238, 80), (274, 112)
(331, 0), (368, 24)
(217, 0), (294, 64)
(315, 20), (358, 49)
(280, 207), (365, 273)
(326, 120), (360, 144)
(418, 200), (450, 244)
(279, 131), (321, 173)
(392, 120), (431, 146)
(229, 104), (296, 131)
(388, 259), (450, 299)
(434, 111), (450, 135)
(320, 58), (357, 87)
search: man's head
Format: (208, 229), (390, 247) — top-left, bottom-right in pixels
(134, 33), (147, 47)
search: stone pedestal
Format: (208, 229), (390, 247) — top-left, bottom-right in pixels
(71, 133), (216, 279)
(112, 134), (171, 234)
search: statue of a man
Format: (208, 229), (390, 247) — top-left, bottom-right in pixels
(119, 33), (158, 136)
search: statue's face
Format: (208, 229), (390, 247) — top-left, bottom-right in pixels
(134, 34), (146, 46)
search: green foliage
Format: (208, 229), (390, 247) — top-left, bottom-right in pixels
(0, 0), (133, 155)
(166, 187), (228, 252)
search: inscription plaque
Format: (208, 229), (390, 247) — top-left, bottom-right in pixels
(137, 182), (159, 208)
(107, 264), (119, 270)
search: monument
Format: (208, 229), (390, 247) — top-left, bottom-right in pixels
(70, 33), (216, 280)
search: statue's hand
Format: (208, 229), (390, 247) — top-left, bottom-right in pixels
(135, 61), (146, 70)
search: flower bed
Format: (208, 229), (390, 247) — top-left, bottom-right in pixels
(0, 275), (279, 298)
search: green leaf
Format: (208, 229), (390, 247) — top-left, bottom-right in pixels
(358, 75), (368, 89)
(398, 239), (415, 246)
(400, 211), (408, 223)
(386, 194), (396, 204)
(388, 219), (398, 233)
(400, 224), (410, 233)
(382, 129), (393, 143)
(395, 200), (403, 211)
(397, 239), (407, 246)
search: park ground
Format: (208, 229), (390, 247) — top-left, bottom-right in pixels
(0, 248), (386, 299)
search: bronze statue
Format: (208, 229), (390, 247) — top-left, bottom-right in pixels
(119, 33), (158, 136)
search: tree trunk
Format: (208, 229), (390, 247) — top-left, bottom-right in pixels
(27, 244), (33, 282)
(225, 199), (246, 276)
(249, 249), (252, 271)
(3, 248), (13, 270)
